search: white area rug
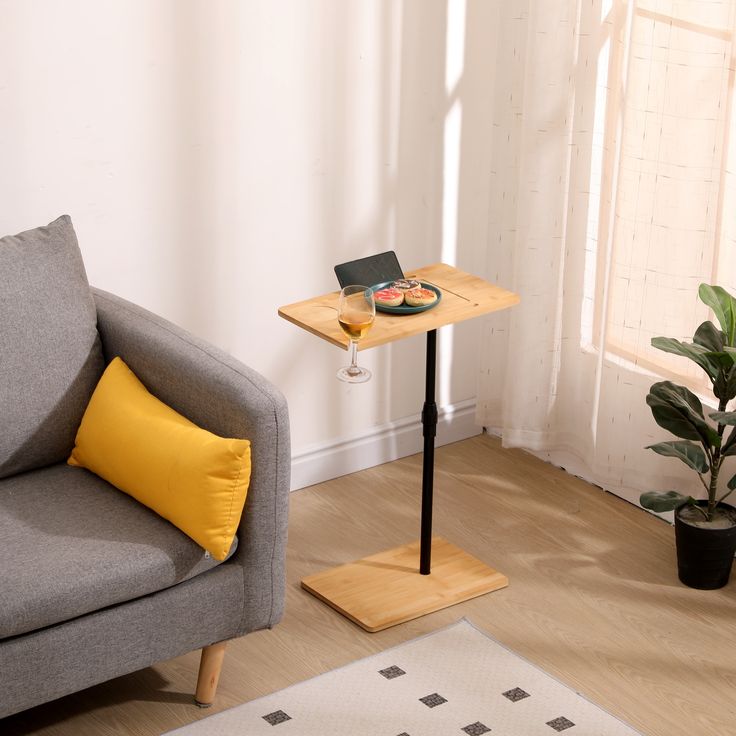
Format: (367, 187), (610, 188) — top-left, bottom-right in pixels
(166, 619), (642, 736)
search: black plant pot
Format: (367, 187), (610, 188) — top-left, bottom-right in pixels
(674, 503), (736, 589)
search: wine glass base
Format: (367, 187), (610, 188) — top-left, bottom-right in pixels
(336, 366), (372, 383)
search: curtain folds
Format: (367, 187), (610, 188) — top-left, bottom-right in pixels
(479, 0), (736, 505)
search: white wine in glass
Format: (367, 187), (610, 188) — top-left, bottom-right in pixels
(336, 285), (375, 383)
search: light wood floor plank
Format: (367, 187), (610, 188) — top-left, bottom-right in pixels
(2, 434), (734, 735)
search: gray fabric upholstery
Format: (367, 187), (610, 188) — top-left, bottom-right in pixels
(0, 216), (104, 478)
(93, 289), (291, 631)
(0, 564), (245, 719)
(0, 463), (235, 639)
(0, 284), (290, 719)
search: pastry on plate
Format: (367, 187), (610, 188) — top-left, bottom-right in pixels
(404, 287), (437, 307)
(373, 287), (404, 307)
(391, 278), (421, 292)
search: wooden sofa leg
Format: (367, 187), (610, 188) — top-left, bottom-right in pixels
(195, 641), (228, 708)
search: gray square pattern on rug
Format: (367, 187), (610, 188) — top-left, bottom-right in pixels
(164, 619), (643, 735)
(379, 665), (406, 680)
(419, 692), (448, 708)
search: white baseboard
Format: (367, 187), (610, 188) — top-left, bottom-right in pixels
(290, 399), (481, 491)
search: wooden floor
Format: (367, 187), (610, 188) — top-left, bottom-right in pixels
(4, 434), (735, 735)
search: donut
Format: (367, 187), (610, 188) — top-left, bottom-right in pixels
(373, 287), (404, 307)
(404, 287), (437, 307)
(391, 279), (421, 292)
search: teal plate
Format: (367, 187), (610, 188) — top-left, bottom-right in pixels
(370, 281), (442, 315)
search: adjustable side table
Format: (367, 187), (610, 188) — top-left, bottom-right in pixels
(278, 263), (519, 631)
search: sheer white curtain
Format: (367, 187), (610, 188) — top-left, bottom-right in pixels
(479, 0), (736, 505)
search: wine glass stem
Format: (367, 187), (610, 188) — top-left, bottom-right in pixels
(349, 340), (360, 374)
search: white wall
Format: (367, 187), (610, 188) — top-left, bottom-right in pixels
(0, 0), (506, 488)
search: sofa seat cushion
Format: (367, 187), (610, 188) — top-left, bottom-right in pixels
(0, 215), (105, 478)
(0, 463), (236, 640)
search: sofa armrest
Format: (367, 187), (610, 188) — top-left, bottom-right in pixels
(92, 288), (290, 632)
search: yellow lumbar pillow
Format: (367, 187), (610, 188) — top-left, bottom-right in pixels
(68, 356), (250, 561)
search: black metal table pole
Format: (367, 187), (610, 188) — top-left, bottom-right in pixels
(419, 329), (438, 575)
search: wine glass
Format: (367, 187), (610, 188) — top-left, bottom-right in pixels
(336, 285), (375, 383)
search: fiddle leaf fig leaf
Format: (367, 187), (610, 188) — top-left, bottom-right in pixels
(693, 321), (725, 352)
(713, 362), (736, 402)
(708, 411), (736, 426)
(702, 350), (736, 369)
(640, 490), (692, 512)
(729, 474), (736, 490)
(721, 427), (736, 457)
(651, 337), (703, 357)
(650, 337), (721, 381)
(724, 365), (736, 403)
(645, 441), (709, 473)
(646, 381), (720, 447)
(699, 284), (736, 347)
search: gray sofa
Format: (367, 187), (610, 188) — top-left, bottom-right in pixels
(0, 216), (290, 718)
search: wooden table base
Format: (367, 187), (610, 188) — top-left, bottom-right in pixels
(301, 537), (508, 632)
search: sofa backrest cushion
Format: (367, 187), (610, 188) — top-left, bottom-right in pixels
(0, 215), (105, 479)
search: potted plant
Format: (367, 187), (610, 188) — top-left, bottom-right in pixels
(640, 284), (736, 589)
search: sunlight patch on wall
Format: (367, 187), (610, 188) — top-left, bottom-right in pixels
(440, 0), (466, 408)
(442, 100), (462, 268)
(445, 0), (466, 94)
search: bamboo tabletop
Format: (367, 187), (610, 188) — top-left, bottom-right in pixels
(278, 263), (519, 351)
